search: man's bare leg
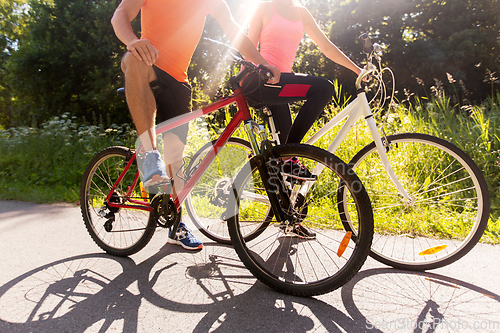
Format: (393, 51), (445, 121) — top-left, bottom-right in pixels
(121, 51), (171, 186)
(121, 52), (158, 150)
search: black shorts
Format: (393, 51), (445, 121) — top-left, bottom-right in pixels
(150, 65), (191, 144)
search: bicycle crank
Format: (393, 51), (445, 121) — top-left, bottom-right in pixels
(151, 193), (180, 229)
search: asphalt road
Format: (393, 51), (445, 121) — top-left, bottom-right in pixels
(1, 200), (499, 332)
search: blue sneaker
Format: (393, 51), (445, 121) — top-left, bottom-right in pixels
(168, 222), (203, 250)
(141, 151), (169, 187)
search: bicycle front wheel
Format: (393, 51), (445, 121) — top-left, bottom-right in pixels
(80, 146), (156, 256)
(227, 144), (374, 296)
(340, 133), (490, 270)
(184, 137), (270, 244)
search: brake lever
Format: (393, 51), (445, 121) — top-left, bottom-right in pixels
(257, 64), (274, 82)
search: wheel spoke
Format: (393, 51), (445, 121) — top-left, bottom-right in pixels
(348, 134), (489, 270)
(228, 144), (373, 296)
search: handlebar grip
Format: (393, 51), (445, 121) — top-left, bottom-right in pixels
(257, 64), (274, 82)
(359, 33), (373, 54)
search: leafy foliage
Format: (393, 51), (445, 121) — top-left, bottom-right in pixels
(0, 113), (136, 202)
(0, 0), (28, 128)
(6, 0), (131, 126)
(0, 0), (499, 128)
(326, 0), (500, 103)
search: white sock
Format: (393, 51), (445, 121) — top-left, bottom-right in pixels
(139, 130), (155, 152)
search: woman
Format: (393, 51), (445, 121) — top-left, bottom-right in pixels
(244, 0), (362, 145)
(244, 0), (362, 239)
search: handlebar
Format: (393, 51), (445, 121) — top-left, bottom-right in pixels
(355, 65), (377, 90)
(355, 33), (383, 90)
(355, 33), (395, 114)
(229, 61), (274, 90)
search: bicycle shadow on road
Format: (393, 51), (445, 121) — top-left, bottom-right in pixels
(140, 241), (374, 332)
(0, 242), (366, 332)
(0, 253), (140, 332)
(341, 267), (500, 333)
(1, 243), (499, 332)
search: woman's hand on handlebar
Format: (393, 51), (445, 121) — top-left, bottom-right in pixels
(264, 65), (281, 84)
(361, 66), (373, 82)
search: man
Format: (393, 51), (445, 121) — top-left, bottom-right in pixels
(111, 0), (280, 250)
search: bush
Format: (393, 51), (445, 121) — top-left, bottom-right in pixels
(0, 113), (136, 202)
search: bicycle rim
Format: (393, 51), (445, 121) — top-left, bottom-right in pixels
(342, 133), (490, 270)
(80, 147), (156, 256)
(228, 144), (374, 296)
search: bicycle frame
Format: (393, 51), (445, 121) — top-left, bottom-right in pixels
(105, 88), (259, 212)
(301, 90), (411, 201)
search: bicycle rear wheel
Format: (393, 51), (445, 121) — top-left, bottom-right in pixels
(184, 137), (269, 244)
(339, 133), (490, 270)
(227, 144), (374, 296)
(80, 146), (156, 256)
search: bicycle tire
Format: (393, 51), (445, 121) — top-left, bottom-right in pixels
(227, 144), (374, 296)
(339, 133), (490, 270)
(80, 146), (156, 256)
(185, 137), (270, 244)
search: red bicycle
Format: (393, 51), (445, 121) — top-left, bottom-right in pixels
(80, 52), (374, 296)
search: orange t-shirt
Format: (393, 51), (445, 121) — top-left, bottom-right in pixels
(141, 0), (224, 82)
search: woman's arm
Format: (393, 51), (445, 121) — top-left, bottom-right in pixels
(299, 6), (361, 75)
(212, 2), (280, 83)
(247, 3), (267, 48)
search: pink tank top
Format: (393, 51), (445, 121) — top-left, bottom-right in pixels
(259, 4), (303, 73)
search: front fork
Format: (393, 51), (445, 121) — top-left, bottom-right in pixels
(365, 116), (412, 203)
(243, 120), (291, 223)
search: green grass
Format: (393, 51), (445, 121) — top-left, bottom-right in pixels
(300, 91), (500, 244)
(0, 182), (78, 203)
(0, 113), (137, 203)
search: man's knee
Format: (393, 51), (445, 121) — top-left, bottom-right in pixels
(120, 52), (133, 73)
(121, 52), (151, 78)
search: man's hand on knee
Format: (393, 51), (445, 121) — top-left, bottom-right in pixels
(127, 39), (159, 66)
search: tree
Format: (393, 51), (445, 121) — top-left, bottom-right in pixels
(4, 0), (498, 129)
(0, 0), (28, 128)
(4, 0), (253, 127)
(7, 0), (131, 126)
(327, 0), (500, 102)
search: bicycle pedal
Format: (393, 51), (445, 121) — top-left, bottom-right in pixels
(279, 224), (295, 234)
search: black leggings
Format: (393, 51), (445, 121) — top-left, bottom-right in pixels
(244, 72), (334, 144)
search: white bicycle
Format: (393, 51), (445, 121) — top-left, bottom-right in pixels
(185, 34), (490, 271)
